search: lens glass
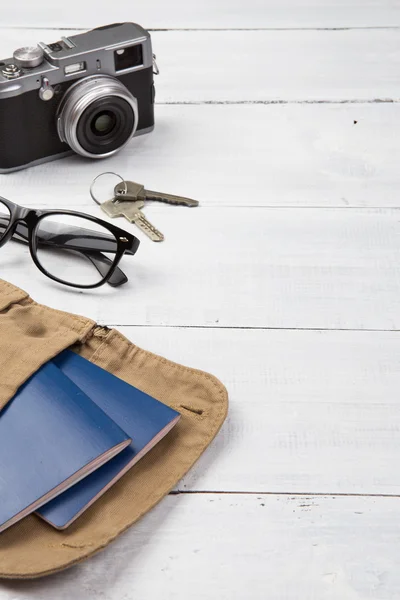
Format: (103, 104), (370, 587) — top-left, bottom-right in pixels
(0, 200), (11, 242)
(34, 214), (119, 287)
(91, 110), (117, 136)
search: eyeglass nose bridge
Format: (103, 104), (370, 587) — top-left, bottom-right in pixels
(0, 209), (35, 249)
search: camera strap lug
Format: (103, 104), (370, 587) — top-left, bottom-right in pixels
(152, 54), (160, 75)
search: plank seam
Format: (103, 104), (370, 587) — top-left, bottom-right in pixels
(2, 26), (400, 32)
(99, 324), (400, 333)
(170, 490), (400, 498)
(152, 27), (400, 31)
(157, 99), (399, 105)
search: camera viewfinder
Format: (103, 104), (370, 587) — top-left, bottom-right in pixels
(114, 45), (143, 72)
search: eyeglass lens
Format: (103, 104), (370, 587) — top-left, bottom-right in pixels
(34, 214), (120, 286)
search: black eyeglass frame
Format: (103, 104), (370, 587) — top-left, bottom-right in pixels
(0, 197), (140, 289)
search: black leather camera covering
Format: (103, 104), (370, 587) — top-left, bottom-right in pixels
(0, 67), (155, 170)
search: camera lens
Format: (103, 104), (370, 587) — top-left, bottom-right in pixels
(76, 96), (135, 155)
(57, 75), (138, 159)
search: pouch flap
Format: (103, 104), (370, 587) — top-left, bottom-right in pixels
(0, 280), (28, 311)
(0, 279), (95, 411)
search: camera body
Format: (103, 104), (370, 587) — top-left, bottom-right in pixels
(0, 23), (156, 173)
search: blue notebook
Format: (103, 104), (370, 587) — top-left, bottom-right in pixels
(38, 350), (181, 529)
(0, 362), (131, 534)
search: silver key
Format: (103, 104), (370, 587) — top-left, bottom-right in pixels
(114, 180), (199, 207)
(101, 199), (164, 242)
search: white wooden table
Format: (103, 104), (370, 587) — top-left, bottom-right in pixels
(1, 2), (400, 598)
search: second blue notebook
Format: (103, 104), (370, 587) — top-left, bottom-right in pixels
(37, 351), (180, 529)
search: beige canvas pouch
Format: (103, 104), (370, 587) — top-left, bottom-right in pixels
(0, 279), (228, 579)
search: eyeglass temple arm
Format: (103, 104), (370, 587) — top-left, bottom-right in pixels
(83, 250), (128, 287)
(0, 219), (128, 287)
(0, 217), (137, 255)
(46, 230), (138, 256)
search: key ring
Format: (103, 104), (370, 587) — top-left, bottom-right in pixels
(90, 172), (128, 206)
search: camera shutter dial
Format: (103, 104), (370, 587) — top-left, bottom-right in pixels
(13, 46), (44, 68)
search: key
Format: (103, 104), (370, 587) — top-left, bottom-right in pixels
(114, 180), (199, 207)
(101, 199), (165, 242)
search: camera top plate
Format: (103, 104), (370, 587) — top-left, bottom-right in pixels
(0, 23), (153, 100)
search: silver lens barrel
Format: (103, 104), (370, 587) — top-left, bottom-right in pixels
(57, 75), (138, 159)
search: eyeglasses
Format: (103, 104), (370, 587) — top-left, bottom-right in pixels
(0, 197), (140, 289)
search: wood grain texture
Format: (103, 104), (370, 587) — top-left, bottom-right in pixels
(116, 326), (400, 494)
(0, 1), (398, 592)
(2, 206), (400, 330)
(1, 494), (400, 599)
(1, 0), (399, 29)
(153, 29), (400, 103)
(0, 29), (399, 102)
(2, 103), (399, 208)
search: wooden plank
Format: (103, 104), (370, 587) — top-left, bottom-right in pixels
(153, 29), (400, 103)
(0, 29), (399, 102)
(2, 494), (400, 598)
(1, 1), (400, 29)
(117, 326), (400, 494)
(2, 103), (400, 209)
(2, 206), (400, 331)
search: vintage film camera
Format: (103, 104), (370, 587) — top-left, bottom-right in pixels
(0, 23), (157, 172)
